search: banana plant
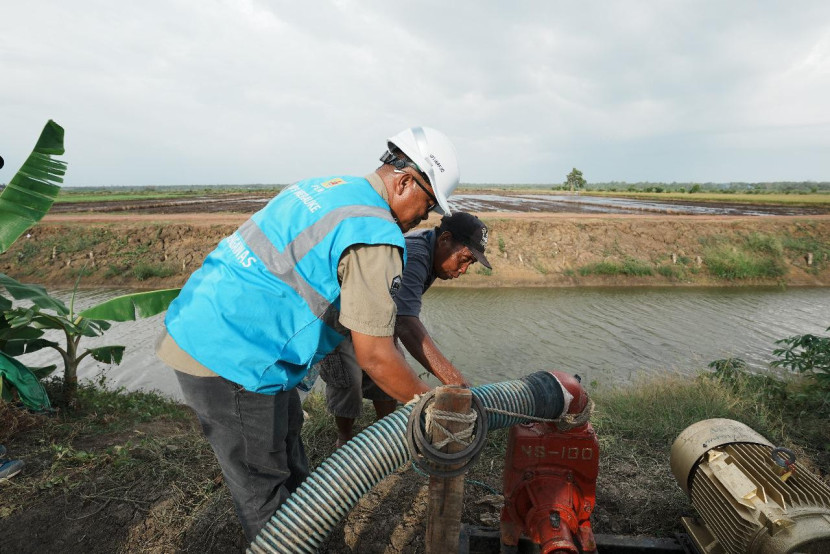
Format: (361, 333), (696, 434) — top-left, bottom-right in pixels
(0, 119), (66, 252)
(0, 120), (181, 409)
(0, 273), (126, 407)
(1, 273), (180, 408)
(0, 120), (67, 409)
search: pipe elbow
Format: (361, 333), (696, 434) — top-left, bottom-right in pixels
(550, 371), (589, 415)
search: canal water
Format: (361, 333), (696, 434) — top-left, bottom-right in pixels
(16, 287), (830, 401)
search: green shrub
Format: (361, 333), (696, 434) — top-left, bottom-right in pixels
(704, 247), (786, 280)
(744, 232), (783, 256)
(15, 241), (40, 264)
(41, 228), (110, 254)
(657, 265), (684, 279)
(701, 234), (786, 280)
(782, 234), (830, 270)
(706, 358), (788, 406)
(578, 261), (622, 276)
(577, 258), (651, 276)
(131, 263), (176, 281)
(105, 264), (128, 279)
(772, 327), (830, 394)
(621, 258), (653, 276)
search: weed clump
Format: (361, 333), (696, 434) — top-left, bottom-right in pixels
(131, 262), (177, 280)
(701, 233), (787, 280)
(577, 257), (653, 277)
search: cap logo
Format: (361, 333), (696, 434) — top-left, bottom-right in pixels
(479, 226), (488, 250)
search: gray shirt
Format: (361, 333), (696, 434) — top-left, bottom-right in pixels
(394, 229), (438, 318)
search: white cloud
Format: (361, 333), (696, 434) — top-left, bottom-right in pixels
(1, 0), (829, 186)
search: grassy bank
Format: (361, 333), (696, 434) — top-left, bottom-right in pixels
(2, 217), (830, 289)
(1, 369), (827, 553)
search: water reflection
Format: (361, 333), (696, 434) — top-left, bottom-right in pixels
(449, 194), (829, 216)
(133, 193), (828, 216)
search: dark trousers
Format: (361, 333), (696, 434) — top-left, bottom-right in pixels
(174, 371), (310, 541)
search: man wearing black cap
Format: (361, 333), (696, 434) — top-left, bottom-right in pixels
(318, 211), (491, 446)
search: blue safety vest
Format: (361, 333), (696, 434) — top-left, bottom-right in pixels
(164, 175), (406, 393)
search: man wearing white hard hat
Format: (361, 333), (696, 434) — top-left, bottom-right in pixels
(319, 211), (492, 448)
(156, 126), (461, 541)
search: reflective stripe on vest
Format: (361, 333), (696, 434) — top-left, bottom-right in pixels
(238, 203), (396, 330)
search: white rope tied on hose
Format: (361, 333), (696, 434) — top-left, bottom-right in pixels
(424, 405), (478, 449)
(484, 397), (595, 431)
(406, 390), (489, 478)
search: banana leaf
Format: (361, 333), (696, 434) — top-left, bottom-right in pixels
(30, 364), (58, 380)
(0, 273), (69, 314)
(0, 323), (44, 342)
(0, 120), (66, 253)
(1, 338), (57, 357)
(88, 345), (125, 365)
(79, 288), (181, 321)
(0, 351), (52, 411)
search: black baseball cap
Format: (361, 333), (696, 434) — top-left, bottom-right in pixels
(439, 212), (492, 269)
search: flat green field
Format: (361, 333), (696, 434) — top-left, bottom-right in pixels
(584, 190), (830, 205)
(55, 186), (282, 203)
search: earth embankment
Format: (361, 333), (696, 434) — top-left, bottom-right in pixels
(2, 213), (829, 288)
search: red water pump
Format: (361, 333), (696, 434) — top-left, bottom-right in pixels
(500, 372), (599, 554)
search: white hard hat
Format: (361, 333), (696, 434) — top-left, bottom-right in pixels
(385, 126), (460, 215)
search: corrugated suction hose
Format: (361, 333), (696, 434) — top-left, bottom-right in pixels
(248, 371), (565, 554)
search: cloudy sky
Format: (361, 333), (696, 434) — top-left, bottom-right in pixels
(2, 1), (829, 187)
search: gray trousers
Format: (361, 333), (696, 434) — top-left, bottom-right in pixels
(174, 371), (309, 541)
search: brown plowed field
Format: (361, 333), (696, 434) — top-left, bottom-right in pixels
(2, 206), (827, 288)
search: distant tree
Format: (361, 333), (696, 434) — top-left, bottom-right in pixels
(689, 184), (702, 194)
(565, 168), (587, 192)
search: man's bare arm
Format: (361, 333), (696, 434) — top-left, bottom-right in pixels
(351, 330), (430, 402)
(395, 315), (469, 387)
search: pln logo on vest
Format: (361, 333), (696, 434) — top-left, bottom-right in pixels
(320, 177), (346, 189)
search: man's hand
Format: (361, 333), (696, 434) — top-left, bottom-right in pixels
(351, 331), (430, 402)
(395, 315), (470, 387)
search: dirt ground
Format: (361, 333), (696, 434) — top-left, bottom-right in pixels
(0, 399), (689, 554)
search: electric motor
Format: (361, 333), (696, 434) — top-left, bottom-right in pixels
(671, 418), (830, 554)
